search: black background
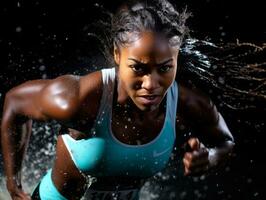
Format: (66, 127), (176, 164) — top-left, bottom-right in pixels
(0, 0), (265, 87)
(0, 0), (265, 199)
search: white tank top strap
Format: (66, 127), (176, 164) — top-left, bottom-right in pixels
(101, 67), (116, 85)
(92, 68), (116, 130)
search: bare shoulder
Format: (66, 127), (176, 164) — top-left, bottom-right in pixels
(178, 83), (218, 126)
(40, 70), (103, 120)
(38, 74), (81, 120)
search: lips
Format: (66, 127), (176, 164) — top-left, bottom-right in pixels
(137, 95), (161, 105)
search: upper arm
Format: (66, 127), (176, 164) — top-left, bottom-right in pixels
(177, 85), (234, 146)
(2, 70), (103, 131)
(2, 75), (81, 124)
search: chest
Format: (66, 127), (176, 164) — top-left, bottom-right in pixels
(111, 110), (166, 145)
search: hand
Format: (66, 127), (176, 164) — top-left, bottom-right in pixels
(9, 187), (32, 200)
(182, 137), (210, 176)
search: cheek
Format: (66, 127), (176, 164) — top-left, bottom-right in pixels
(119, 68), (138, 91)
(161, 68), (177, 88)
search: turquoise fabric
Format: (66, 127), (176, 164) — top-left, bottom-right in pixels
(36, 68), (179, 199)
(39, 169), (67, 200)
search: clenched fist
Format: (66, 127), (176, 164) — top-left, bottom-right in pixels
(182, 137), (210, 176)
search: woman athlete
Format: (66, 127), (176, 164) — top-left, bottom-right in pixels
(1, 0), (234, 199)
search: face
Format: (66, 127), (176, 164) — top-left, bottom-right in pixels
(114, 31), (179, 112)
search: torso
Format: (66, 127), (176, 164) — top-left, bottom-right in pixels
(52, 68), (179, 198)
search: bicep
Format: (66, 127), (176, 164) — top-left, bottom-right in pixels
(179, 86), (233, 146)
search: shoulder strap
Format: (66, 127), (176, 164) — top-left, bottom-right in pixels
(92, 68), (116, 130)
(101, 67), (116, 85)
(167, 81), (179, 132)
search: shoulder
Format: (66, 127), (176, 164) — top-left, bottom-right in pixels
(177, 83), (218, 126)
(40, 70), (103, 120)
(38, 74), (80, 119)
(178, 84), (213, 109)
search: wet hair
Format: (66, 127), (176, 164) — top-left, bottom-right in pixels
(111, 0), (190, 49)
(86, 0), (190, 66)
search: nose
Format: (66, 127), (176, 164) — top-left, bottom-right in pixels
(141, 72), (160, 91)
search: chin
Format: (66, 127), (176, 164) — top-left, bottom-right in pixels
(137, 103), (159, 112)
(131, 95), (162, 112)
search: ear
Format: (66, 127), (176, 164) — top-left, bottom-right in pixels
(113, 45), (120, 65)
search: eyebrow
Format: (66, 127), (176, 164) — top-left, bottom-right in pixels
(128, 58), (173, 66)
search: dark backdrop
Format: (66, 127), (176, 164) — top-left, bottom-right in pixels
(0, 0), (265, 199)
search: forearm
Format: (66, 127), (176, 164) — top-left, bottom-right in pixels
(1, 119), (32, 193)
(208, 140), (235, 170)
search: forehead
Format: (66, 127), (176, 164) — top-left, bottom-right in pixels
(120, 32), (176, 62)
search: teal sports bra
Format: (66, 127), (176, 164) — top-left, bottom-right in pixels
(62, 67), (179, 178)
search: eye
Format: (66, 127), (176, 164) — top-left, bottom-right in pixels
(159, 65), (172, 73)
(130, 64), (145, 73)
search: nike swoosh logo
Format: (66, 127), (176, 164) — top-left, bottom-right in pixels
(153, 146), (172, 157)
